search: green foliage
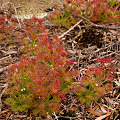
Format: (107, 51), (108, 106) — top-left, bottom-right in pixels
(3, 14), (78, 116)
(75, 57), (114, 105)
(107, 0), (117, 7)
(0, 2), (117, 117)
(48, 10), (76, 28)
(0, 15), (21, 43)
(48, 0), (120, 26)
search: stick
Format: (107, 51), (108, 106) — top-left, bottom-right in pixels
(58, 19), (82, 39)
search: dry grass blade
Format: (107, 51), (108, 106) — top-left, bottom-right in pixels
(86, 109), (102, 117)
(95, 113), (111, 120)
(0, 83), (8, 113)
(95, 102), (107, 114)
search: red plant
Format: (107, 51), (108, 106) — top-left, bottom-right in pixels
(5, 16), (78, 116)
(75, 57), (114, 104)
(48, 0), (120, 26)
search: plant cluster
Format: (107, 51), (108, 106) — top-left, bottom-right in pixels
(0, 5), (116, 117)
(20, 14), (45, 55)
(75, 57), (114, 105)
(48, 9), (78, 28)
(5, 14), (78, 116)
(0, 14), (21, 43)
(48, 0), (120, 27)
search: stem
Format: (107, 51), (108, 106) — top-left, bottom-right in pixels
(113, 5), (120, 16)
(11, 93), (22, 104)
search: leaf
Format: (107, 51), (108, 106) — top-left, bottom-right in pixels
(96, 102), (107, 114)
(38, 32), (50, 35)
(114, 81), (120, 86)
(67, 49), (76, 55)
(71, 82), (81, 85)
(5, 50), (17, 55)
(95, 113), (110, 120)
(86, 109), (101, 116)
(6, 112), (11, 120)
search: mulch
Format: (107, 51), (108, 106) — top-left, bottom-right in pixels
(0, 8), (120, 120)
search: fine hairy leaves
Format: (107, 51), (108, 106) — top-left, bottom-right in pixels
(75, 57), (114, 105)
(4, 15), (78, 116)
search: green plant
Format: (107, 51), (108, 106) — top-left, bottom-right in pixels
(0, 16), (14, 42)
(35, 117), (39, 120)
(67, 0), (120, 23)
(48, 9), (77, 28)
(48, 0), (120, 25)
(107, 0), (117, 7)
(75, 58), (114, 105)
(5, 15), (78, 116)
(0, 14), (21, 43)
